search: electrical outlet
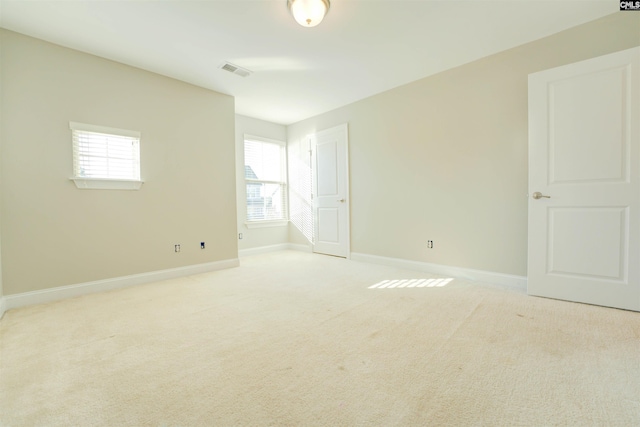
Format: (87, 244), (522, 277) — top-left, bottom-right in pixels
(427, 240), (434, 249)
(201, 242), (205, 249)
(175, 244), (181, 252)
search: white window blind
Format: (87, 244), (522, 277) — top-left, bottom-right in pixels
(70, 122), (141, 181)
(244, 136), (287, 222)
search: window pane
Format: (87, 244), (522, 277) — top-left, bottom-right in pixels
(72, 127), (140, 180)
(244, 138), (287, 222)
(246, 183), (286, 221)
(244, 140), (283, 181)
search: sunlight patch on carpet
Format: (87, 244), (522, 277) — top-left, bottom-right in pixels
(368, 278), (453, 289)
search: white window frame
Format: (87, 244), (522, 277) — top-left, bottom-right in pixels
(243, 134), (288, 228)
(69, 121), (143, 190)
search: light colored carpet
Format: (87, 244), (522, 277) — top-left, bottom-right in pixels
(1, 250), (639, 426)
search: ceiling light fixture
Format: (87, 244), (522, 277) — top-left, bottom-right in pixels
(287, 0), (330, 28)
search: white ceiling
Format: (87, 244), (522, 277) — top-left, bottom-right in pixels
(0, 0), (617, 125)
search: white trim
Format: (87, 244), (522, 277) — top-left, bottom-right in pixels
(350, 252), (527, 290)
(2, 259), (239, 312)
(245, 178), (285, 185)
(71, 178), (144, 190)
(244, 220), (288, 229)
(70, 121), (140, 138)
(238, 243), (312, 258)
(243, 134), (285, 146)
(344, 123), (351, 260)
(0, 297), (6, 320)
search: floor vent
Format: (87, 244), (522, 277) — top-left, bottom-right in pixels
(219, 62), (252, 77)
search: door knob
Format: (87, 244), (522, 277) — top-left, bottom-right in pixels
(338, 198), (345, 203)
(532, 192), (550, 200)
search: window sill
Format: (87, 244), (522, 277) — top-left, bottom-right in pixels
(244, 220), (288, 229)
(71, 178), (144, 190)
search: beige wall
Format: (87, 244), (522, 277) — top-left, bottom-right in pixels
(0, 30), (237, 295)
(287, 12), (640, 276)
(235, 115), (288, 250)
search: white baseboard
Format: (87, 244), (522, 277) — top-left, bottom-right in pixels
(350, 252), (527, 290)
(0, 297), (6, 320)
(239, 243), (312, 257)
(3, 258), (239, 312)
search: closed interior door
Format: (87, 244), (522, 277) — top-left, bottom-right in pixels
(528, 47), (640, 311)
(311, 124), (350, 258)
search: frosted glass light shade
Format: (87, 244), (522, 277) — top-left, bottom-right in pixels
(287, 0), (330, 28)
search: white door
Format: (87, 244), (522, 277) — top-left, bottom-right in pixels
(311, 124), (350, 258)
(528, 47), (640, 311)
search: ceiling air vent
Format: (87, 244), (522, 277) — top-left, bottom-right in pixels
(219, 62), (252, 78)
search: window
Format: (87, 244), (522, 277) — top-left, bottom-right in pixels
(70, 122), (142, 190)
(244, 135), (287, 225)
